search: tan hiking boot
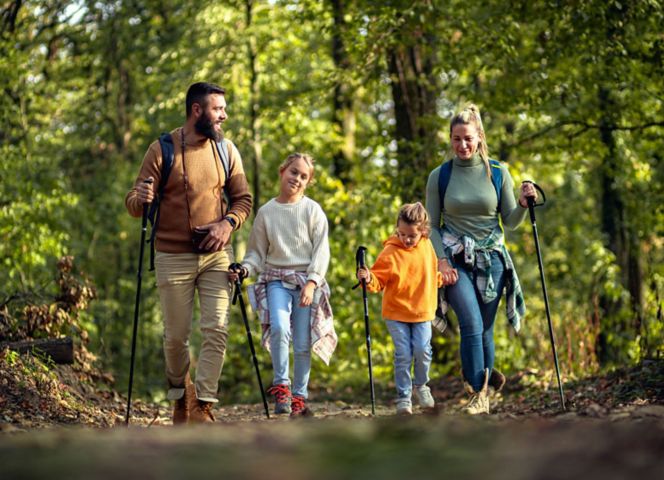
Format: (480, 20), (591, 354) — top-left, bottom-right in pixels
(172, 373), (194, 425)
(463, 369), (490, 415)
(190, 400), (215, 423)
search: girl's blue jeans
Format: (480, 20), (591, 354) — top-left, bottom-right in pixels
(446, 251), (506, 392)
(267, 281), (312, 398)
(385, 320), (433, 399)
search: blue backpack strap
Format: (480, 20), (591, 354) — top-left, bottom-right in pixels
(146, 132), (175, 271)
(437, 160), (453, 212)
(489, 159), (502, 212)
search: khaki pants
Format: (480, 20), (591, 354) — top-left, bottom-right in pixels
(155, 247), (233, 403)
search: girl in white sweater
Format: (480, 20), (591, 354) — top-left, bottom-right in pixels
(230, 153), (336, 417)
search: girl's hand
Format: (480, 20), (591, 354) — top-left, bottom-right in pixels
(519, 182), (538, 208)
(300, 281), (316, 307)
(228, 264), (248, 283)
(438, 258), (458, 286)
(357, 267), (370, 283)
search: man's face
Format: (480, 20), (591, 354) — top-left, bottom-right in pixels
(194, 93), (227, 141)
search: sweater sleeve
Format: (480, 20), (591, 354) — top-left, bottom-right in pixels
(125, 142), (162, 218)
(242, 208), (268, 277)
(223, 141), (253, 229)
(366, 247), (395, 293)
(306, 203), (330, 285)
(498, 165), (528, 230)
(425, 167), (446, 259)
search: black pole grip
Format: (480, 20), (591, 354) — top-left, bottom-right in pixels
(356, 246), (367, 269)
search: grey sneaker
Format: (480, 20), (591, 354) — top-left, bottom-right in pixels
(413, 385), (435, 409)
(395, 397), (413, 415)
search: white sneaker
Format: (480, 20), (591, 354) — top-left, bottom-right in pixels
(395, 397), (412, 415)
(413, 385), (435, 409)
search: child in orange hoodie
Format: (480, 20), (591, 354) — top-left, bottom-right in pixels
(357, 202), (443, 415)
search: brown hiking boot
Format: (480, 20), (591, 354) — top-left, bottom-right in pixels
(489, 368), (506, 392)
(190, 400), (215, 423)
(172, 373), (194, 425)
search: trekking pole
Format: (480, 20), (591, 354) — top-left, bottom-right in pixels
(524, 181), (566, 412)
(126, 178), (153, 426)
(229, 263), (270, 419)
(354, 246), (376, 415)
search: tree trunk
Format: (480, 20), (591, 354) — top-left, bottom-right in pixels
(329, 0), (355, 184)
(246, 0), (262, 215)
(596, 86), (643, 364)
(387, 31), (439, 201)
(1, 337), (74, 364)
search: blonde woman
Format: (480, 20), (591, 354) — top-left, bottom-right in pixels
(425, 104), (537, 414)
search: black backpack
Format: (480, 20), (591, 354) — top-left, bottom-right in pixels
(147, 133), (232, 270)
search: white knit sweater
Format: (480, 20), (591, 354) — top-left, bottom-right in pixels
(242, 196), (330, 285)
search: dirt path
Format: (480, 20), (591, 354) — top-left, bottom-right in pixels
(1, 406), (663, 480)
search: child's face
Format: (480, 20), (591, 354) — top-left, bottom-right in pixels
(279, 157), (311, 198)
(396, 220), (423, 249)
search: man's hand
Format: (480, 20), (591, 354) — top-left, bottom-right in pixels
(197, 220), (233, 252)
(137, 177), (155, 204)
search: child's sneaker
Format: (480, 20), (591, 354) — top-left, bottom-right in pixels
(267, 384), (292, 414)
(413, 384), (435, 409)
(395, 397), (413, 415)
(290, 395), (311, 418)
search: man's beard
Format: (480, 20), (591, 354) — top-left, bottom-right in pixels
(194, 112), (223, 142)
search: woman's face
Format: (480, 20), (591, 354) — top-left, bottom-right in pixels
(451, 123), (480, 160)
(279, 157), (311, 198)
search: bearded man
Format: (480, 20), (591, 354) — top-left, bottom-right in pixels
(125, 82), (252, 424)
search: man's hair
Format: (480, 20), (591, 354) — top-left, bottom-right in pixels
(186, 82), (226, 117)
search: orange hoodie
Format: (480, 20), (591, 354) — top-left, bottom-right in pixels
(366, 236), (443, 323)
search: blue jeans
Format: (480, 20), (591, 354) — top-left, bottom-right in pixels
(267, 281), (312, 398)
(446, 251), (506, 392)
(385, 320), (433, 399)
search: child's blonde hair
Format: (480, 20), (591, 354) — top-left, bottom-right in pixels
(396, 202), (431, 238)
(279, 153), (316, 186)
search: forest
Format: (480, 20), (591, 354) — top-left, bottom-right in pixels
(1, 0), (663, 409)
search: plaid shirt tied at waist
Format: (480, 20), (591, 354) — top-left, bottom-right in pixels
(437, 225), (525, 333)
(247, 268), (337, 365)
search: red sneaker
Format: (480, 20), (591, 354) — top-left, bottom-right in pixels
(267, 384), (292, 414)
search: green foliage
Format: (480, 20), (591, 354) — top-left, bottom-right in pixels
(1, 0), (662, 401)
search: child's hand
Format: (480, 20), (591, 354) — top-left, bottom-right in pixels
(300, 281), (316, 306)
(357, 267), (371, 283)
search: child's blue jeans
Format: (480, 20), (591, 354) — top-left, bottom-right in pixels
(385, 320), (433, 399)
(267, 280), (312, 398)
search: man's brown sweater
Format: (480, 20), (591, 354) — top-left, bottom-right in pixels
(125, 127), (253, 253)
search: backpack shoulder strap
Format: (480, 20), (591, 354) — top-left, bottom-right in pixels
(214, 138), (231, 181)
(146, 132), (175, 271)
(437, 160), (453, 212)
(158, 133), (175, 199)
(489, 159), (503, 212)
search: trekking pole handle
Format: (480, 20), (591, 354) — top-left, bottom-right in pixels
(356, 246), (368, 286)
(522, 181), (546, 208)
(140, 178), (154, 226)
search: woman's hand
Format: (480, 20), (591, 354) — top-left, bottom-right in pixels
(438, 258), (458, 286)
(519, 182), (538, 208)
(300, 280), (316, 307)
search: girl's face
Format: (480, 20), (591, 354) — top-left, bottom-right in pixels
(396, 220), (423, 249)
(279, 157), (311, 199)
(451, 123), (480, 160)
